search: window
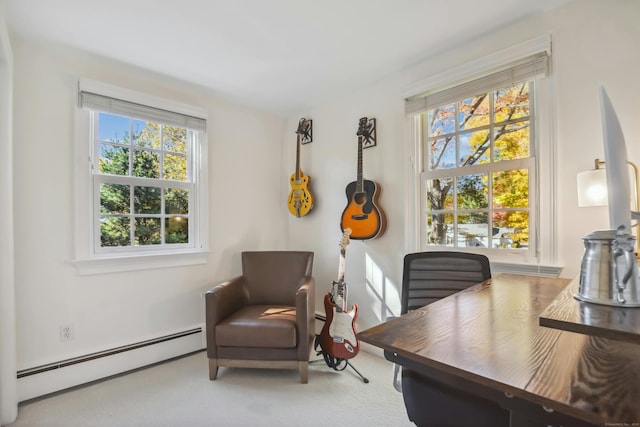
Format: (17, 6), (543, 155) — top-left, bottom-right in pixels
(92, 112), (195, 251)
(421, 81), (533, 251)
(406, 38), (555, 266)
(74, 80), (209, 272)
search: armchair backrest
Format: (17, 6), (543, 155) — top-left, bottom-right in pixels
(401, 251), (491, 314)
(242, 251), (314, 305)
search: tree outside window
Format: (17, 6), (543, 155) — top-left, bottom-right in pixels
(423, 81), (532, 250)
(95, 113), (192, 250)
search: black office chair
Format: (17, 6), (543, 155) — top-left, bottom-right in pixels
(397, 251), (509, 427)
(401, 251), (491, 313)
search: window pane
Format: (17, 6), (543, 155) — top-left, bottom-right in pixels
(99, 144), (129, 175)
(427, 213), (453, 246)
(164, 126), (187, 153)
(493, 211), (529, 249)
(133, 149), (160, 178)
(428, 104), (455, 137)
(165, 188), (189, 214)
(429, 138), (456, 170)
(459, 94), (490, 130)
(134, 186), (161, 214)
(427, 178), (453, 210)
(134, 218), (161, 245)
(165, 217), (188, 244)
(164, 153), (187, 181)
(457, 174), (488, 209)
(134, 121), (160, 149)
(494, 121), (529, 161)
(100, 217), (130, 247)
(91, 102), (199, 255)
(420, 77), (533, 253)
(493, 169), (529, 208)
(458, 212), (489, 248)
(460, 129), (489, 166)
(495, 83), (529, 123)
(99, 113), (130, 144)
(100, 183), (130, 214)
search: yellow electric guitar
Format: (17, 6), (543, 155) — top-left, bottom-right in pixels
(287, 118), (314, 217)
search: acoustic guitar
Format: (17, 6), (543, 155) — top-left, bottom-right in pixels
(287, 118), (314, 217)
(318, 228), (360, 360)
(340, 117), (385, 239)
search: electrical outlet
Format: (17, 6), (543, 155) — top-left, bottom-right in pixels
(60, 324), (74, 342)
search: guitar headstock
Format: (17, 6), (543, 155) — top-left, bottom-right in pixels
(340, 228), (352, 252)
(295, 118), (312, 143)
(356, 117), (371, 138)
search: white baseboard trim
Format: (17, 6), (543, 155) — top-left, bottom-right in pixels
(17, 326), (204, 402)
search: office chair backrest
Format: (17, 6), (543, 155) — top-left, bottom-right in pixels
(401, 251), (491, 314)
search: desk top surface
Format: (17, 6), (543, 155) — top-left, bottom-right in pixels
(539, 276), (640, 344)
(358, 274), (640, 425)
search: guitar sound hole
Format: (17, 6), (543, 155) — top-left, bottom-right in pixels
(353, 193), (367, 204)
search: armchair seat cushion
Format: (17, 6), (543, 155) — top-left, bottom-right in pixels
(215, 305), (297, 348)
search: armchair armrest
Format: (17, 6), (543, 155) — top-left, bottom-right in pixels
(295, 275), (315, 359)
(205, 276), (250, 358)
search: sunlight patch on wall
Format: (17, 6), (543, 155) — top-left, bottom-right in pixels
(365, 253), (401, 322)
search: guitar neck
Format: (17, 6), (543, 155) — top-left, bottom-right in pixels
(356, 136), (363, 192)
(334, 228), (351, 313)
(337, 249), (346, 283)
(295, 134), (301, 181)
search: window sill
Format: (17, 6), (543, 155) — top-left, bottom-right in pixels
(490, 261), (563, 277)
(71, 250), (209, 275)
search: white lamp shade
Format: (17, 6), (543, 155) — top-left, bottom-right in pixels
(577, 168), (608, 207)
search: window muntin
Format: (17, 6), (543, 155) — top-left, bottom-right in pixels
(421, 81), (533, 251)
(92, 112), (196, 253)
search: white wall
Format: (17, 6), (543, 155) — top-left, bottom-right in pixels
(0, 0), (17, 422)
(284, 0), (640, 330)
(10, 39), (287, 392)
(551, 0), (640, 277)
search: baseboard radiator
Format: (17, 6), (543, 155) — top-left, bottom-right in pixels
(17, 326), (204, 402)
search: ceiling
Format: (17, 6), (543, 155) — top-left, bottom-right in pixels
(4, 0), (567, 117)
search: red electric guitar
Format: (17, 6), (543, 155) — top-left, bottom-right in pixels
(319, 228), (360, 360)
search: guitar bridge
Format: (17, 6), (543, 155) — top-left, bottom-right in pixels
(351, 214), (368, 220)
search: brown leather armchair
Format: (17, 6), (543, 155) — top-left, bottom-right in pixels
(205, 251), (315, 383)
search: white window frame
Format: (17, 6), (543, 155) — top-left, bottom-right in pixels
(418, 83), (537, 257)
(403, 35), (562, 275)
(72, 79), (209, 275)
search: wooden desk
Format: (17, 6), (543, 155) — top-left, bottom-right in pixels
(539, 276), (640, 345)
(358, 274), (640, 427)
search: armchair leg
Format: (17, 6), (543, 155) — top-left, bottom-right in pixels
(299, 361), (308, 384)
(209, 358), (219, 380)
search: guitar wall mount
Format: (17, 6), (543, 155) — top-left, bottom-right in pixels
(359, 117), (376, 149)
(299, 118), (312, 144)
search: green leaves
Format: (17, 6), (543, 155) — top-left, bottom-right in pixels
(98, 117), (190, 248)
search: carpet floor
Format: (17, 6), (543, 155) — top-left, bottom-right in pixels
(7, 349), (414, 427)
